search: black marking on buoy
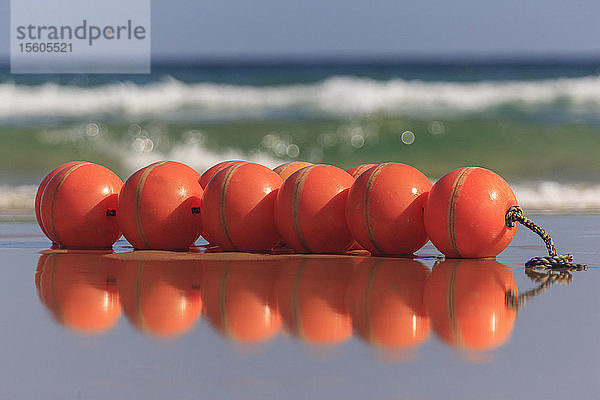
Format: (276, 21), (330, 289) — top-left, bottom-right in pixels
(191, 207), (201, 214)
(106, 209), (116, 217)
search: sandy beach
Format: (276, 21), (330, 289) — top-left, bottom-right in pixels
(0, 216), (596, 399)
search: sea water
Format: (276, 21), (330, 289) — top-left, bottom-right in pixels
(2, 59), (600, 217)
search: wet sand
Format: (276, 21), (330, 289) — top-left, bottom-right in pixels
(1, 216), (599, 399)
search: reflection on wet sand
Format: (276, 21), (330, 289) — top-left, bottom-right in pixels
(275, 257), (355, 344)
(202, 259), (281, 342)
(424, 258), (517, 351)
(506, 267), (576, 311)
(117, 256), (203, 337)
(35, 251), (121, 334)
(346, 257), (430, 349)
(34, 250), (534, 358)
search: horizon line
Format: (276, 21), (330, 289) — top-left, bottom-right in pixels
(1, 52), (600, 68)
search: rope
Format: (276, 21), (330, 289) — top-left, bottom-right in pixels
(505, 206), (587, 271)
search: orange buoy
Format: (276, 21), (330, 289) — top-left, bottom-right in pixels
(35, 251), (121, 334)
(345, 163), (432, 255)
(273, 161), (312, 180)
(202, 258), (281, 342)
(36, 161), (85, 243)
(117, 254), (203, 337)
(423, 167), (518, 258)
(423, 258), (517, 352)
(201, 162), (283, 252)
(39, 162), (123, 249)
(199, 160), (244, 244)
(346, 257), (430, 349)
(346, 163), (377, 179)
(199, 160), (244, 189)
(345, 163), (378, 251)
(275, 256), (354, 344)
(118, 161), (203, 250)
(275, 164), (354, 253)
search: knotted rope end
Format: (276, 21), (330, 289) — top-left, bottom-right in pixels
(505, 205), (587, 271)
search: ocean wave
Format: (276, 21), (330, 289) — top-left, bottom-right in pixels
(118, 135), (282, 174)
(0, 185), (36, 211)
(512, 182), (600, 213)
(3, 75), (600, 120)
(3, 180), (600, 214)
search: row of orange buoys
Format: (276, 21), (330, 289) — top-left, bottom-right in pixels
(35, 251), (517, 353)
(36, 160), (518, 258)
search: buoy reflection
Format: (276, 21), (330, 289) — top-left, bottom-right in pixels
(116, 253), (203, 337)
(346, 257), (430, 350)
(424, 258), (517, 352)
(202, 258), (281, 342)
(33, 251), (526, 358)
(35, 250), (121, 334)
(275, 256), (356, 344)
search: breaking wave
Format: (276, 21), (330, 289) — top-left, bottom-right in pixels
(2, 75), (600, 121)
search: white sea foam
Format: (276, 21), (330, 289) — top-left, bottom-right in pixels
(2, 180), (600, 214)
(0, 185), (36, 211)
(512, 181), (600, 213)
(3, 75), (600, 120)
(119, 138), (282, 175)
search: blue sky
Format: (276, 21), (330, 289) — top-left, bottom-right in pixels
(2, 0), (600, 59)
